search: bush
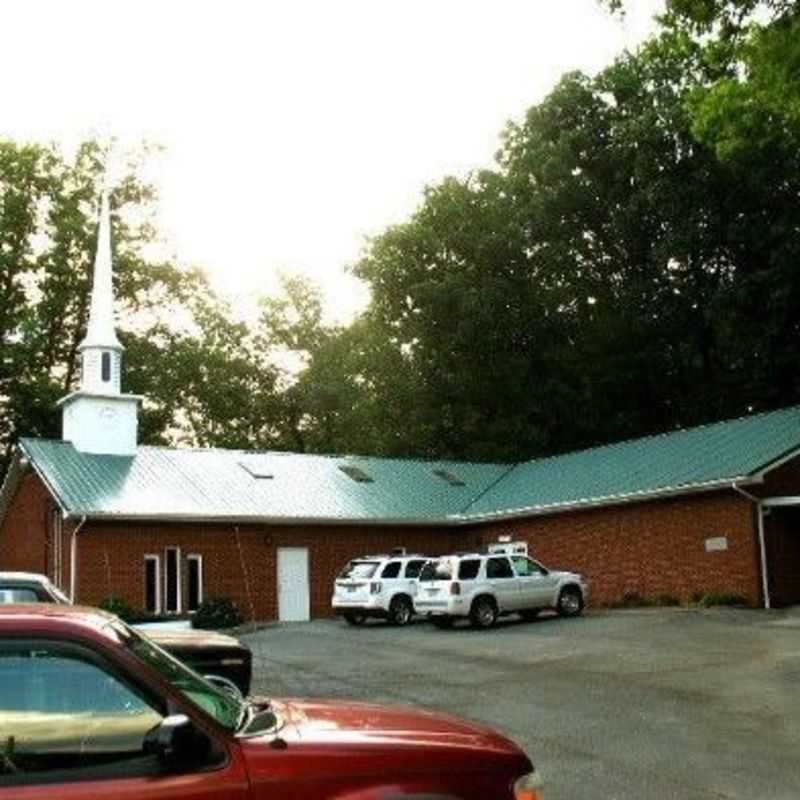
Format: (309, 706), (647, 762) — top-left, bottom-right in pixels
(696, 592), (750, 608)
(619, 592), (650, 608)
(192, 597), (244, 630)
(651, 593), (681, 607)
(99, 596), (138, 623)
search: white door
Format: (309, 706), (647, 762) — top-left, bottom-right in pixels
(277, 547), (310, 621)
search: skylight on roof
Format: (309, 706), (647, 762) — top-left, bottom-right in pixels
(432, 468), (466, 487)
(338, 464), (374, 483)
(238, 461), (274, 479)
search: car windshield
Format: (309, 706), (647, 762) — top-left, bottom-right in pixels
(339, 561), (380, 579)
(419, 560), (453, 581)
(107, 620), (244, 731)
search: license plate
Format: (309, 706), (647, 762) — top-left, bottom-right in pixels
(426, 588), (439, 595)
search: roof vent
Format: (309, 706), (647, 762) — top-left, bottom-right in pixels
(238, 461), (274, 479)
(432, 468), (466, 487)
(338, 464), (374, 483)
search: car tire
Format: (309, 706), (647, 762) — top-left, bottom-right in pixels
(431, 616), (454, 629)
(519, 609), (540, 622)
(344, 612), (367, 626)
(557, 587), (584, 617)
(470, 597), (498, 629)
(389, 596), (414, 626)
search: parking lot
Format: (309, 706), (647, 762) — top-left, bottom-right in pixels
(243, 608), (800, 800)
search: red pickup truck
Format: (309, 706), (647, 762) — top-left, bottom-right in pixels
(0, 605), (542, 799)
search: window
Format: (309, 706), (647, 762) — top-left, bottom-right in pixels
(144, 555), (160, 614)
(458, 559), (481, 580)
(338, 464), (374, 483)
(338, 561), (380, 579)
(419, 559), (453, 581)
(486, 557), (514, 579)
(0, 587), (39, 603)
(187, 554), (203, 612)
(432, 468), (466, 486)
(164, 547), (181, 614)
(511, 556), (547, 577)
(0, 642), (163, 785)
(381, 561), (402, 579)
(101, 351), (111, 382)
(404, 559), (426, 579)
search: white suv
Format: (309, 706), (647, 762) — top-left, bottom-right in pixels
(414, 552), (588, 629)
(332, 553), (430, 626)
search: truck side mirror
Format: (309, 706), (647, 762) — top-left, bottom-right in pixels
(144, 714), (212, 767)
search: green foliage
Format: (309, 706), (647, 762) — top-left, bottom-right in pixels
(696, 592), (751, 607)
(652, 593), (682, 607)
(99, 595), (138, 623)
(192, 597), (244, 630)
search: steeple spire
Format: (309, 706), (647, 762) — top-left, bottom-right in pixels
(81, 187), (122, 351)
(57, 176), (142, 456)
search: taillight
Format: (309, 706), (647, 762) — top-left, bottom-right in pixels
(450, 581), (461, 596)
(370, 581), (382, 594)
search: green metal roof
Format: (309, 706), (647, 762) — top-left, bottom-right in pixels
(468, 404), (800, 518)
(18, 439), (511, 524)
(14, 405), (800, 525)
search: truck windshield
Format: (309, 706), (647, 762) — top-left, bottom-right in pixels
(107, 620), (244, 730)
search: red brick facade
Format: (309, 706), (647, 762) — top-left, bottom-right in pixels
(472, 491), (762, 605)
(73, 519), (475, 620)
(4, 466), (797, 617)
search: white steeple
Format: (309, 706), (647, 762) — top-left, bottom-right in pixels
(58, 184), (141, 455)
(81, 188), (123, 352)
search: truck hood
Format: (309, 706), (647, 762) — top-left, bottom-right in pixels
(240, 697), (531, 789)
(143, 628), (245, 651)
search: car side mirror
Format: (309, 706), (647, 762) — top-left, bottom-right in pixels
(204, 673), (245, 702)
(144, 714), (212, 767)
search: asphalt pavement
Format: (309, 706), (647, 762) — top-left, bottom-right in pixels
(241, 608), (800, 800)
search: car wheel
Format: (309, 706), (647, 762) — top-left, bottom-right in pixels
(557, 587), (584, 617)
(519, 609), (540, 622)
(470, 597), (498, 629)
(389, 596), (413, 626)
(344, 612), (367, 626)
(431, 615), (454, 629)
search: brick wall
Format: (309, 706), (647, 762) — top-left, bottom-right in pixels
(0, 472), (50, 576)
(75, 520), (477, 620)
(0, 471), (767, 618)
(470, 490), (762, 605)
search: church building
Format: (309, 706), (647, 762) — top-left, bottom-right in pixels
(1, 193), (799, 620)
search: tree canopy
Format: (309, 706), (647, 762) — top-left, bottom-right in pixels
(2, 0), (798, 473)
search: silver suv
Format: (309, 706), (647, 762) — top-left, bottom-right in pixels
(332, 552), (430, 626)
(414, 551), (588, 629)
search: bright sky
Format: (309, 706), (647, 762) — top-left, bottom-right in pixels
(2, 0), (663, 322)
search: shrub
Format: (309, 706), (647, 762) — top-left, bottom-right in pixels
(651, 593), (681, 607)
(192, 597), (244, 630)
(619, 592), (651, 608)
(99, 596), (138, 623)
(697, 592), (750, 608)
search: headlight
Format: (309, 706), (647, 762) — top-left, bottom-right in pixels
(513, 769), (544, 800)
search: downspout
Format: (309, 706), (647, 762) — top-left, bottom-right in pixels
(732, 483), (770, 609)
(69, 515), (88, 603)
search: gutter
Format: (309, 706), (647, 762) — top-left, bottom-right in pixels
(69, 515), (88, 603)
(731, 482), (770, 609)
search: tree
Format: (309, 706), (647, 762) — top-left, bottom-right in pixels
(0, 139), (289, 475)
